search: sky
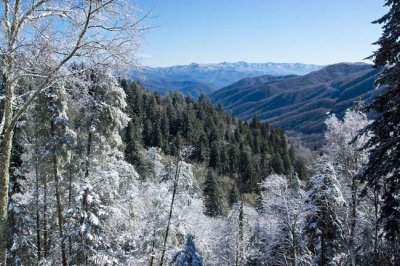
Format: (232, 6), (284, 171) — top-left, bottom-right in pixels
(138, 0), (388, 67)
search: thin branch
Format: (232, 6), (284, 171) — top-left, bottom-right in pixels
(4, 0), (94, 136)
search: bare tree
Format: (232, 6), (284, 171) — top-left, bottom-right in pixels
(0, 0), (145, 263)
(159, 146), (193, 266)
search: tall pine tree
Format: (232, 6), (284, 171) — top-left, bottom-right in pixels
(362, 0), (400, 258)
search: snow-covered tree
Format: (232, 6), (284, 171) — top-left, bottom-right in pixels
(64, 184), (108, 265)
(216, 202), (242, 265)
(172, 234), (203, 266)
(304, 157), (346, 265)
(324, 107), (372, 265)
(256, 173), (307, 265)
(0, 2), (144, 260)
(7, 82), (75, 265)
(362, 0), (400, 262)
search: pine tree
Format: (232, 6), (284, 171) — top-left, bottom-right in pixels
(237, 148), (253, 193)
(124, 117), (142, 165)
(173, 234), (203, 266)
(362, 1), (400, 257)
(228, 186), (239, 207)
(203, 170), (223, 217)
(208, 142), (220, 169)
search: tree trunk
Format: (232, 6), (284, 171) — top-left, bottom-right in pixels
(81, 188), (89, 266)
(51, 121), (67, 265)
(43, 174), (49, 258)
(43, 173), (49, 259)
(159, 157), (181, 266)
(320, 209), (326, 266)
(0, 75), (15, 265)
(35, 159), (41, 264)
(237, 201), (244, 266)
(53, 157), (67, 263)
(149, 222), (157, 266)
(349, 177), (357, 266)
(291, 223), (297, 266)
(68, 151), (74, 258)
(373, 188), (379, 261)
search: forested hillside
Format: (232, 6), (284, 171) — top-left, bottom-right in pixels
(211, 63), (383, 146)
(120, 80), (307, 192)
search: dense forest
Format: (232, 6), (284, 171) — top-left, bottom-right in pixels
(121, 80), (308, 191)
(2, 68), (308, 264)
(1, 0), (400, 266)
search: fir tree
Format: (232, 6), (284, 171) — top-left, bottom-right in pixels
(173, 234), (203, 266)
(228, 186), (240, 207)
(362, 1), (400, 257)
(203, 170), (223, 217)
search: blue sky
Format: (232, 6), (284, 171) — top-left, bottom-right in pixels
(139, 0), (387, 67)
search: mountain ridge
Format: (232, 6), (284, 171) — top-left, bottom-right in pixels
(210, 63), (382, 146)
(131, 62), (324, 97)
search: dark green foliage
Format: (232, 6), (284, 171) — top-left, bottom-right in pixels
(361, 0), (400, 259)
(123, 120), (142, 165)
(208, 142), (220, 169)
(203, 170), (223, 217)
(120, 80), (305, 195)
(228, 186), (239, 207)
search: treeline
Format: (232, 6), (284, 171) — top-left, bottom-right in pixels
(121, 80), (307, 194)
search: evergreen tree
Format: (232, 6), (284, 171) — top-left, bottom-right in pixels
(237, 148), (253, 193)
(173, 234), (203, 266)
(362, 1), (400, 257)
(208, 142), (220, 169)
(203, 170), (223, 217)
(228, 186), (239, 207)
(64, 185), (105, 265)
(270, 154), (285, 174)
(124, 117), (142, 165)
(228, 145), (239, 176)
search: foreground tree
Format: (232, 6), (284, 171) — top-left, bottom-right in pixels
(259, 174), (306, 265)
(362, 0), (400, 262)
(0, 0), (143, 262)
(304, 157), (346, 265)
(324, 108), (371, 265)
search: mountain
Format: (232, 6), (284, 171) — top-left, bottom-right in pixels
(137, 78), (214, 98)
(131, 62), (323, 97)
(210, 63), (383, 146)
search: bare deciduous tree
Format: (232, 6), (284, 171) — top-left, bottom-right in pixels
(0, 0), (146, 263)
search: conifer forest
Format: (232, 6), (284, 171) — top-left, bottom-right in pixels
(0, 0), (399, 265)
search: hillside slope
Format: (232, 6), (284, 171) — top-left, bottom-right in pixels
(210, 63), (383, 145)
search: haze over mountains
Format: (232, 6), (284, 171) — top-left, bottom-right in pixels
(210, 63), (383, 146)
(131, 62), (323, 98)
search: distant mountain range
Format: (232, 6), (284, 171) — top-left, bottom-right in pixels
(210, 63), (383, 146)
(131, 62), (323, 98)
